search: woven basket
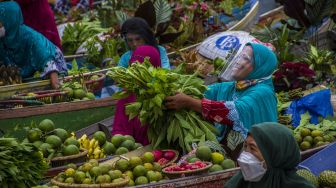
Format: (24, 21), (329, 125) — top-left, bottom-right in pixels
(51, 175), (129, 188)
(160, 150), (179, 168)
(85, 73), (106, 93)
(162, 162), (213, 179)
(64, 73), (106, 94)
(11, 90), (70, 104)
(50, 149), (88, 168)
(0, 99), (44, 109)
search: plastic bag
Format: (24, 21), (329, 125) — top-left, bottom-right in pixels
(286, 89), (334, 127)
(197, 31), (275, 81)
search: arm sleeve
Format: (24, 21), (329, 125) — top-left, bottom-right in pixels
(204, 83), (222, 100)
(159, 46), (170, 69)
(118, 52), (131, 68)
(201, 98), (233, 126)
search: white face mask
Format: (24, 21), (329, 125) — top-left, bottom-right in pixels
(237, 151), (267, 182)
(0, 27), (5, 38)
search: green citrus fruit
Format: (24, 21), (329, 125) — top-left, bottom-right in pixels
(54, 128), (69, 142)
(133, 165), (147, 178)
(111, 134), (126, 148)
(62, 145), (79, 156)
(38, 119), (55, 133)
(221, 159), (236, 170)
(120, 140), (135, 151)
(142, 152), (154, 163)
(209, 164), (224, 172)
(196, 146), (212, 161)
(135, 176), (148, 185)
(300, 128), (311, 137)
(93, 131), (106, 146)
(90, 166), (102, 177)
(27, 128), (42, 142)
(45, 135), (62, 149)
(129, 156), (143, 169)
(300, 141), (311, 151)
(102, 142), (116, 155)
(115, 159), (129, 172)
(115, 147), (129, 155)
(109, 170), (122, 180)
(74, 171), (86, 183)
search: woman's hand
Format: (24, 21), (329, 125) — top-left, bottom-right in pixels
(49, 72), (60, 89)
(165, 93), (202, 113)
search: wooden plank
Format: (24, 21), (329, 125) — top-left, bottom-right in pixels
(0, 97), (117, 120)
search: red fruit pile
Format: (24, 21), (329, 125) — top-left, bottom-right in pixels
(152, 150), (176, 165)
(164, 161), (208, 172)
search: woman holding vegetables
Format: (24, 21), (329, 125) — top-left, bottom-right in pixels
(0, 1), (67, 89)
(165, 43), (278, 159)
(119, 17), (170, 69)
(112, 45), (162, 145)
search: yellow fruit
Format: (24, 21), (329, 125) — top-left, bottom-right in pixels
(144, 163), (154, 171)
(142, 152), (154, 163)
(300, 128), (311, 137)
(211, 152), (224, 164)
(125, 170), (134, 180)
(300, 141), (311, 151)
(129, 156), (143, 169)
(65, 168), (76, 177)
(311, 130), (323, 137)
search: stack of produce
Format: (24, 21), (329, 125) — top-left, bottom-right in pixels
(152, 149), (177, 166)
(26, 119), (81, 159)
(113, 152), (165, 186)
(78, 133), (142, 159)
(107, 60), (219, 152)
(188, 145), (236, 172)
(62, 80), (95, 102)
(276, 88), (304, 127)
(293, 113), (336, 151)
(174, 50), (227, 77)
(163, 161), (210, 172)
(0, 138), (49, 187)
(53, 159), (129, 185)
(0, 64), (22, 86)
(297, 169), (336, 188)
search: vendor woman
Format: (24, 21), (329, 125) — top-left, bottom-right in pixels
(119, 17), (170, 69)
(225, 123), (314, 188)
(0, 1), (67, 89)
(112, 45), (162, 145)
(165, 43), (278, 159)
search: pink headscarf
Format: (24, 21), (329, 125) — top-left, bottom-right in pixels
(112, 45), (161, 145)
(129, 45), (161, 67)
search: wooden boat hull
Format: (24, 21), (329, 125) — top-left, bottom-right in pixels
(0, 98), (116, 137)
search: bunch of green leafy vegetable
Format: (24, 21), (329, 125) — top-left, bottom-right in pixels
(0, 138), (49, 187)
(302, 45), (335, 69)
(62, 21), (107, 55)
(85, 35), (124, 68)
(107, 60), (219, 152)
